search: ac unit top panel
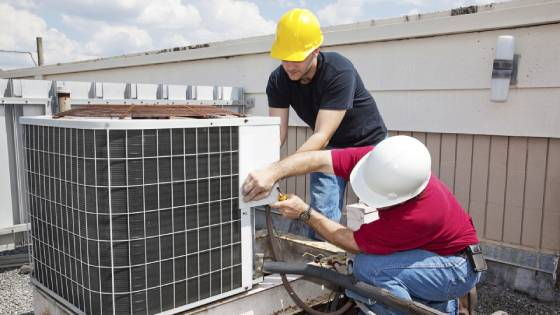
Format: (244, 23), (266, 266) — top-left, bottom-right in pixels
(20, 116), (280, 129)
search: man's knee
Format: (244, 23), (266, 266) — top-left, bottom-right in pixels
(352, 253), (393, 286)
(352, 252), (400, 279)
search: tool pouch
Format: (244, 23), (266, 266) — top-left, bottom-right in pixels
(466, 244), (488, 272)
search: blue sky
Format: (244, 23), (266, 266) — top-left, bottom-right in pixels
(0, 0), (502, 70)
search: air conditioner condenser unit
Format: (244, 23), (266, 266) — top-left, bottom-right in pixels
(20, 116), (280, 315)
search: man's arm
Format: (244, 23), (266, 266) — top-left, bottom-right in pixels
(243, 150), (334, 202)
(269, 107), (289, 145)
(297, 109), (346, 152)
(270, 195), (360, 253)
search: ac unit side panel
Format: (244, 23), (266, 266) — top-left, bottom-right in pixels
(238, 125), (280, 209)
(240, 207), (253, 291)
(0, 106), (15, 229)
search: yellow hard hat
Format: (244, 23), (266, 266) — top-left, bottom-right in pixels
(270, 8), (324, 61)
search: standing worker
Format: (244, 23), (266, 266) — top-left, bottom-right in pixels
(242, 136), (485, 314)
(261, 8), (387, 238)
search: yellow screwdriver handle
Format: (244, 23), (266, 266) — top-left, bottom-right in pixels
(276, 187), (288, 201)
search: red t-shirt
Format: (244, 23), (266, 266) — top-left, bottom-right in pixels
(331, 146), (479, 256)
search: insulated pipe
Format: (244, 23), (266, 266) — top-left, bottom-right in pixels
(263, 261), (447, 315)
(265, 206), (354, 315)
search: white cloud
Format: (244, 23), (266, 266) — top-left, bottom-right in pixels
(0, 3), (92, 68)
(160, 34), (191, 48)
(35, 0), (148, 21)
(407, 8), (420, 15)
(0, 3), (45, 50)
(0, 0), (278, 70)
(138, 0), (201, 29)
(85, 25), (153, 56)
(60, 14), (107, 34)
(194, 0), (275, 41)
(397, 0), (430, 6)
(272, 0), (308, 7)
(317, 0), (365, 26)
(2, 0), (37, 9)
(0, 54), (36, 70)
(61, 13), (153, 57)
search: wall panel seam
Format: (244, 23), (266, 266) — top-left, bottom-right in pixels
(538, 138), (550, 249)
(483, 137), (492, 238)
(467, 135), (474, 213)
(519, 137), (529, 245)
(500, 137), (510, 242)
(453, 134), (458, 195)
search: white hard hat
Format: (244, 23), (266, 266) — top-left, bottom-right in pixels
(349, 135), (431, 208)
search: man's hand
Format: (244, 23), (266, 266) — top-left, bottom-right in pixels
(242, 150), (334, 202)
(242, 168), (278, 202)
(270, 194), (308, 220)
(271, 194), (361, 253)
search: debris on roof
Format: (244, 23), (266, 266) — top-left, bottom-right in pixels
(451, 5), (478, 16)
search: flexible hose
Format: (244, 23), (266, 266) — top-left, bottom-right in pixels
(265, 206), (354, 315)
(263, 261), (447, 315)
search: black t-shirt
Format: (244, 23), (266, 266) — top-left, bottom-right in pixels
(266, 52), (387, 148)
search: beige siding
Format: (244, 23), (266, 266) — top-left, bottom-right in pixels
(279, 139), (288, 195)
(542, 139), (560, 251)
(485, 136), (508, 242)
(503, 138), (527, 244)
(295, 128), (308, 201)
(470, 135), (491, 235)
(286, 128), (297, 197)
(345, 183), (359, 205)
(412, 132), (427, 145)
(455, 135), (474, 212)
(283, 127), (560, 252)
(305, 128), (313, 204)
(522, 138), (548, 248)
(426, 133), (442, 178)
(440, 134), (457, 192)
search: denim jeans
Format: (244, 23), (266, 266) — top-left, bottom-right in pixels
(346, 249), (481, 315)
(288, 171), (347, 239)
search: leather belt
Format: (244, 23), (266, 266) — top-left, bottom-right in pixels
(455, 248), (469, 258)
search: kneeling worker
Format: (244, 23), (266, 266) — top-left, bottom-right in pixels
(242, 136), (485, 314)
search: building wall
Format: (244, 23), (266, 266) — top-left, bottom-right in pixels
(280, 127), (560, 253)
(10, 22), (558, 137)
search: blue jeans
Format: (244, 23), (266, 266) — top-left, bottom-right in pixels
(346, 249), (481, 315)
(310, 172), (346, 221)
(288, 172), (347, 239)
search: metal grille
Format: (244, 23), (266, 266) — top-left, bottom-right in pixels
(25, 124), (242, 314)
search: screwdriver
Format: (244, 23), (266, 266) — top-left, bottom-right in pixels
(276, 187), (288, 201)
